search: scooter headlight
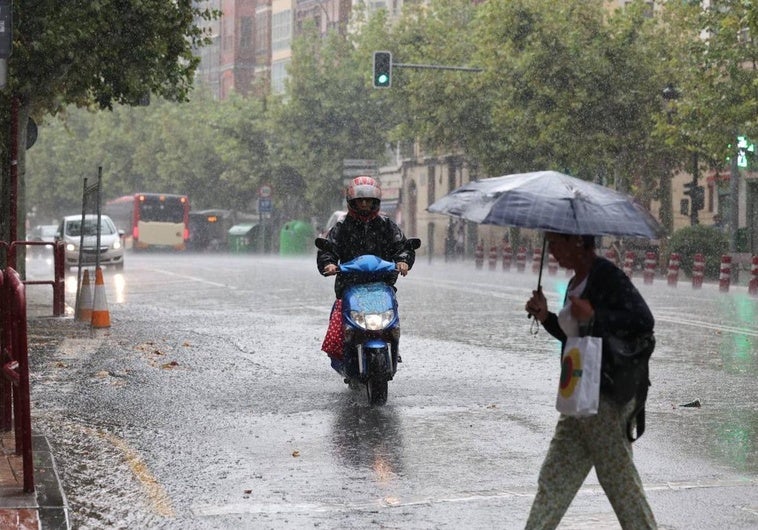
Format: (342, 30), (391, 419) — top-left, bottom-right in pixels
(350, 309), (394, 330)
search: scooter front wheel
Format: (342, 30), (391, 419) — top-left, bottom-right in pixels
(367, 378), (388, 406)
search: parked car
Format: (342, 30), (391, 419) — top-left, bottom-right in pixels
(27, 224), (59, 257)
(57, 214), (125, 269)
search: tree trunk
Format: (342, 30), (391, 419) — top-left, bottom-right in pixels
(1, 95), (30, 277)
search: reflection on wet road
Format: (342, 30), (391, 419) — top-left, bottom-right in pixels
(25, 253), (758, 529)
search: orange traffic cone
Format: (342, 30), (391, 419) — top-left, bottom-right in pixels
(76, 269), (93, 322)
(91, 267), (111, 328)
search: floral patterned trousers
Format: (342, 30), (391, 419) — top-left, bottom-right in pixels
(525, 395), (657, 529)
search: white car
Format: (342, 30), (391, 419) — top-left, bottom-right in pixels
(57, 214), (125, 269)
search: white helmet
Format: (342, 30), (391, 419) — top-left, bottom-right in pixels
(345, 176), (382, 216)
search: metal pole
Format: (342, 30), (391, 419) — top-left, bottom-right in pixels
(691, 152), (699, 226)
(393, 62), (483, 72)
(8, 96), (17, 268)
(95, 167), (102, 270)
(729, 155), (739, 252)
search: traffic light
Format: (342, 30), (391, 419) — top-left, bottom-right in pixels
(737, 135), (755, 168)
(683, 181), (704, 211)
(373, 51), (392, 88)
(692, 185), (704, 211)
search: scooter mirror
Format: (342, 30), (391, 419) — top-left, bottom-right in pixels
(407, 238), (421, 250)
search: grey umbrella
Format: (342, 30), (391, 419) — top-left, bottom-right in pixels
(428, 170), (665, 304)
(427, 170), (665, 239)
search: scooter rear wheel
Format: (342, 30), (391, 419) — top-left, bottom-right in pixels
(367, 378), (388, 406)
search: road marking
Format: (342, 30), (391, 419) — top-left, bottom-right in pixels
(146, 268), (228, 287)
(84, 427), (175, 518)
(409, 277), (758, 337)
(655, 315), (758, 337)
(192, 476), (757, 516)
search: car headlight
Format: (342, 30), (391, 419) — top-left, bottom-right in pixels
(350, 309), (394, 331)
(112, 239), (122, 250)
(65, 243), (76, 252)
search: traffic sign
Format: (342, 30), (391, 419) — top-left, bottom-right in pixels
(259, 185), (273, 198)
(258, 198), (272, 213)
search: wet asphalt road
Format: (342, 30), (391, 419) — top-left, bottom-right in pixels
(25, 252), (758, 529)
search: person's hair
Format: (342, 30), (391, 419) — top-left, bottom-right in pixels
(580, 235), (596, 249)
(549, 232), (596, 249)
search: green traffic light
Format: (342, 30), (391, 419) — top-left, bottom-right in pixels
(373, 51), (392, 88)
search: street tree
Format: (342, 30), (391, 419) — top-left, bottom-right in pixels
(0, 0), (218, 267)
(657, 0), (757, 168)
(269, 19), (398, 219)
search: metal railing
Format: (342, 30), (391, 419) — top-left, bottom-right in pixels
(14, 241), (66, 316)
(1, 240), (66, 317)
(0, 266), (34, 492)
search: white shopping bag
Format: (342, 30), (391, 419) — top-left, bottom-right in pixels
(555, 336), (602, 417)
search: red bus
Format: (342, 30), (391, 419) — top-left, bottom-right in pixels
(104, 193), (190, 250)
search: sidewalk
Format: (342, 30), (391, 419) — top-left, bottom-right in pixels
(0, 283), (73, 530)
(0, 432), (69, 529)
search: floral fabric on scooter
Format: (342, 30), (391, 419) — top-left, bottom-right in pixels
(321, 299), (344, 359)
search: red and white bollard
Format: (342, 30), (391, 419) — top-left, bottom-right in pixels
(516, 246), (527, 272)
(623, 251), (635, 278)
(749, 255), (758, 296)
(474, 242), (484, 270)
(488, 245), (498, 270)
(643, 251), (656, 284)
(667, 252), (681, 287)
(719, 254), (731, 292)
(692, 253), (705, 289)
(502, 244), (512, 271)
(605, 248), (619, 267)
(532, 248), (542, 274)
(547, 254), (558, 275)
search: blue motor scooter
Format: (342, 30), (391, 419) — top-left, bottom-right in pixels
(316, 237), (420, 405)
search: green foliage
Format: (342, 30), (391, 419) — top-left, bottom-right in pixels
(9, 0), (218, 114)
(668, 224), (728, 279)
(18, 0), (758, 235)
(271, 22), (398, 217)
(467, 0), (665, 185)
(659, 0), (758, 169)
(1, 0), (220, 248)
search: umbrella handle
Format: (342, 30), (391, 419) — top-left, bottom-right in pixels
(527, 235), (547, 324)
(535, 235), (546, 292)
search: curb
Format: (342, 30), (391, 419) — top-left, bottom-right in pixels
(33, 435), (70, 530)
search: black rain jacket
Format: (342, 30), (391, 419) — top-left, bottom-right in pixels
(317, 213), (415, 298)
(541, 257), (655, 398)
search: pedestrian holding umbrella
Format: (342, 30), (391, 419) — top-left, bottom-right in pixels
(429, 170), (662, 528)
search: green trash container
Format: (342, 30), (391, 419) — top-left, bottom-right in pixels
(228, 223), (259, 253)
(280, 220), (315, 256)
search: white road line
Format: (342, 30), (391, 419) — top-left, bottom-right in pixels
(146, 268), (228, 287)
(655, 315), (758, 337)
(191, 477), (757, 517)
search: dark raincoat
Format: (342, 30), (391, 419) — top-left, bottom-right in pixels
(317, 213), (415, 298)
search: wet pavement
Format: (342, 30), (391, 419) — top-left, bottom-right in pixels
(17, 253), (758, 528)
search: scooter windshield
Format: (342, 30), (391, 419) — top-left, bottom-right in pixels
(346, 282), (395, 313)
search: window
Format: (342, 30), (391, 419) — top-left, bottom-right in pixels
(255, 11), (269, 54)
(240, 17), (253, 49)
(272, 10), (292, 52)
(271, 59), (289, 94)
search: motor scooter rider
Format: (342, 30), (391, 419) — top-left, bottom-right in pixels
(317, 176), (416, 374)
